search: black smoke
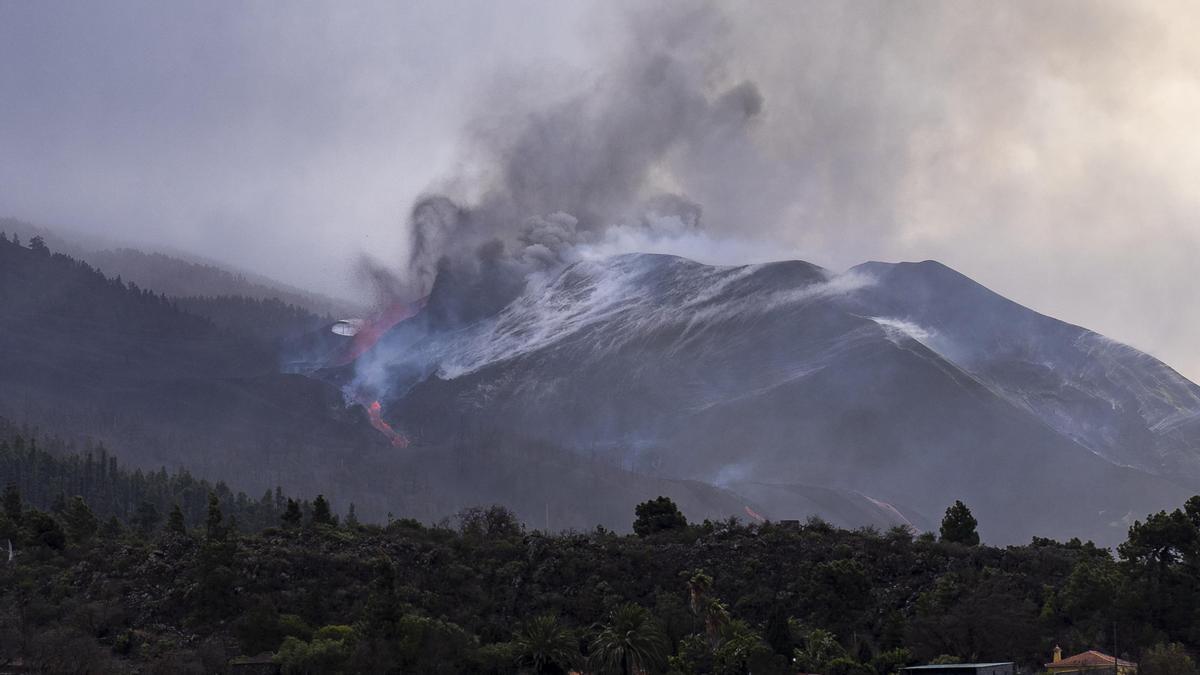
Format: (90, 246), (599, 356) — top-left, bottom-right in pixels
(391, 5), (766, 327)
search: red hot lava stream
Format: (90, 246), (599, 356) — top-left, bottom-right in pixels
(334, 296), (427, 447)
(366, 400), (409, 448)
(330, 296), (428, 367)
(744, 505), (766, 523)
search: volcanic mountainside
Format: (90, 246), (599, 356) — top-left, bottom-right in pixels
(5, 234), (1198, 544)
(343, 253), (1200, 544)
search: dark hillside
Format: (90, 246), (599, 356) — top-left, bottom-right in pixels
(87, 247), (354, 317)
(174, 294), (329, 344)
(0, 217), (355, 316)
(0, 234), (389, 504)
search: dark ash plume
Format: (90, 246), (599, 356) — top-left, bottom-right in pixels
(394, 4), (765, 323)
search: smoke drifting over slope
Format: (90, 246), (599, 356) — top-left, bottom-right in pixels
(337, 0), (1200, 427)
(388, 5), (770, 326)
(372, 1), (1200, 387)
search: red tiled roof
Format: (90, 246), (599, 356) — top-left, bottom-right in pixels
(1046, 651), (1136, 669)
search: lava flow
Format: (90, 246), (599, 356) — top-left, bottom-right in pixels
(330, 296), (428, 367)
(365, 400), (409, 448)
(743, 505), (766, 523)
(330, 296), (427, 448)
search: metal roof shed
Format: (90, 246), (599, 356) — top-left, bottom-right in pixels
(903, 663), (1016, 675)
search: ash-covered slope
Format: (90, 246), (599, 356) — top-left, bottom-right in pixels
(0, 236), (797, 531)
(363, 253), (1199, 544)
(846, 260), (1200, 481)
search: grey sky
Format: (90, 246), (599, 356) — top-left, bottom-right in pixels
(3, 1), (1200, 382)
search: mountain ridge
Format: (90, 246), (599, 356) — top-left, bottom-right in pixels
(353, 252), (1200, 544)
(4, 229), (1196, 544)
(0, 217), (357, 317)
(0, 236), (815, 532)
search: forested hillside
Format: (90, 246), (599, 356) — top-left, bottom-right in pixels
(2, 439), (1197, 673)
(174, 294), (329, 345)
(0, 218), (354, 316)
(0, 419), (310, 533)
(0, 232), (394, 512)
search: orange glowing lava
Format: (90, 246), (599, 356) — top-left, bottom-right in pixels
(331, 296), (428, 367)
(743, 505), (766, 523)
(366, 400), (409, 448)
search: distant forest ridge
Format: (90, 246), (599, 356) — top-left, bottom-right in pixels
(0, 216), (358, 317)
(0, 231), (396, 518)
(0, 416), (330, 533)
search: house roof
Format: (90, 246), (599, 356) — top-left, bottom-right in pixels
(1047, 651), (1137, 669)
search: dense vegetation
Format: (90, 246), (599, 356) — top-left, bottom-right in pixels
(0, 419), (308, 534)
(2, 425), (1199, 673)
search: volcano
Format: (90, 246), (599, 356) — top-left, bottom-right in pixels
(351, 253), (1200, 545)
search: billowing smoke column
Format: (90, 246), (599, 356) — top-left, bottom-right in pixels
(402, 79), (763, 316)
(347, 5), (771, 444)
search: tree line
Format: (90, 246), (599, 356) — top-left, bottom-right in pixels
(2, 433), (1199, 673)
(0, 422), (336, 536)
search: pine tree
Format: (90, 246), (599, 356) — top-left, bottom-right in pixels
(198, 492), (237, 619)
(25, 510), (65, 550)
(102, 515), (123, 538)
(939, 500), (980, 546)
(135, 501), (160, 537)
(346, 503), (360, 529)
(2, 484), (21, 526)
(205, 492), (225, 541)
(167, 503), (187, 536)
(311, 494), (333, 526)
(63, 496), (99, 544)
(281, 498), (302, 528)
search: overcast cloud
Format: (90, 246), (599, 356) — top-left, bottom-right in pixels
(2, 1), (1199, 381)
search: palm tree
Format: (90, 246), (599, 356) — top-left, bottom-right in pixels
(703, 598), (730, 650)
(515, 614), (579, 674)
(589, 603), (669, 675)
(684, 570), (727, 650)
(686, 570), (713, 617)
